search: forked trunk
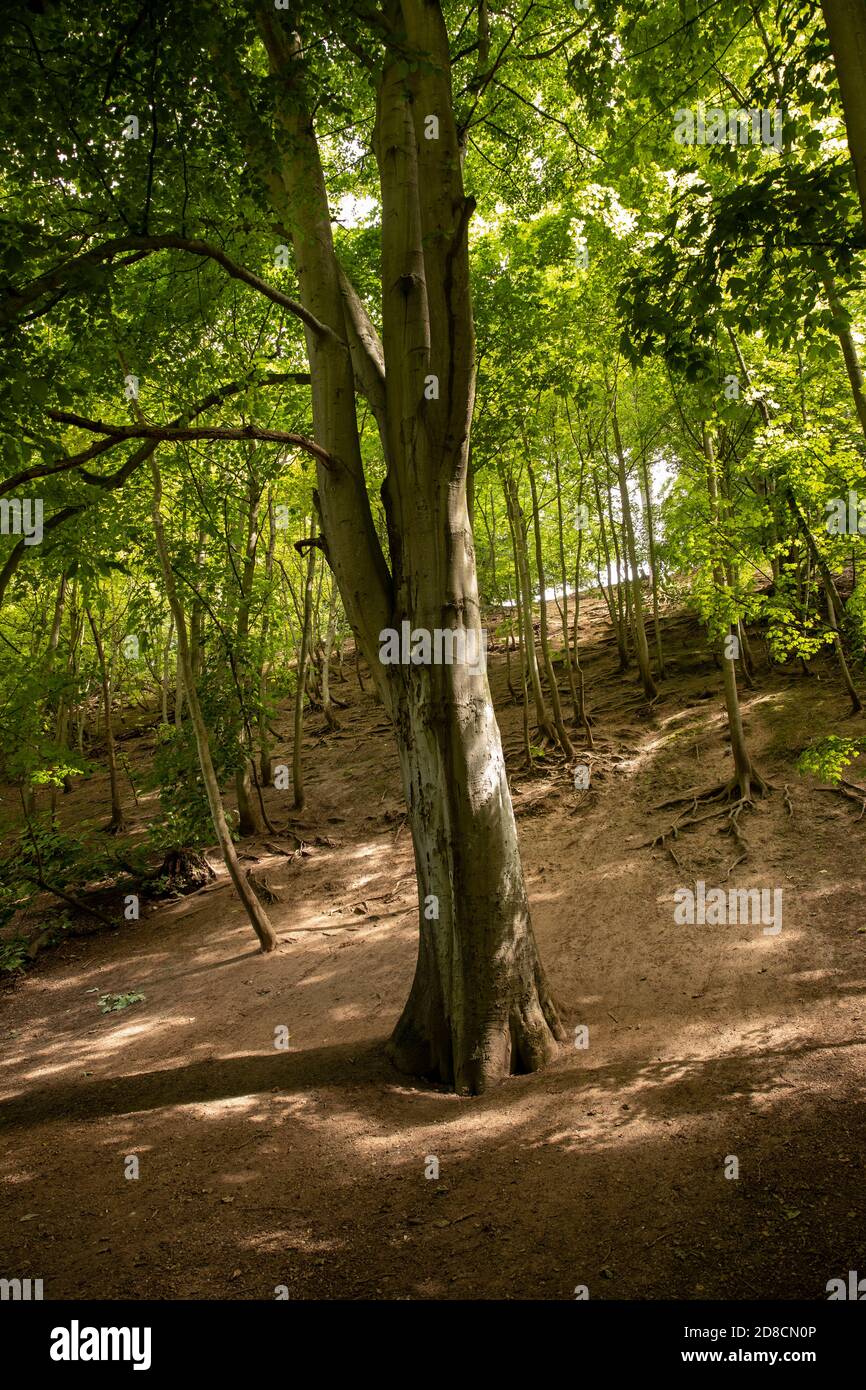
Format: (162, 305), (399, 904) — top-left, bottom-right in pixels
(255, 0), (562, 1089)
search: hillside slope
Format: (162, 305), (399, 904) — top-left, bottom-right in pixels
(1, 593), (864, 1300)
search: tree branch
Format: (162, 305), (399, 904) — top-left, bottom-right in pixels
(1, 234), (342, 343)
(45, 412), (335, 467)
(0, 369), (311, 497)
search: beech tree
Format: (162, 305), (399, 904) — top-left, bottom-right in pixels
(0, 0), (571, 1092)
(4, 0), (866, 1094)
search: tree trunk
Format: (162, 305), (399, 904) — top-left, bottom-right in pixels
(150, 457), (278, 953)
(527, 461), (574, 757)
(612, 407), (658, 701)
(822, 0), (866, 233)
(292, 539), (316, 811)
(174, 651), (184, 728)
(570, 461), (594, 746)
(703, 427), (767, 799)
(598, 475), (629, 669)
(254, 0), (561, 1089)
(258, 494), (277, 782)
(504, 475), (556, 742)
(640, 453), (666, 678)
(821, 268), (866, 441)
(320, 571), (340, 731)
(826, 586), (863, 713)
(386, 646), (565, 1093)
(552, 451), (577, 710)
(161, 613), (173, 725)
(234, 470), (266, 836)
(85, 605), (125, 832)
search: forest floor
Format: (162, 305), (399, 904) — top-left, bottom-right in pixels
(1, 592), (865, 1301)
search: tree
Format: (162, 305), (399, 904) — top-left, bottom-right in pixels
(0, 0), (568, 1091)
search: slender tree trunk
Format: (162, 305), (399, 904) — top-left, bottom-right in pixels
(612, 408), (657, 701)
(604, 473), (630, 664)
(481, 493), (518, 702)
(821, 270), (866, 441)
(320, 571), (340, 730)
(738, 618), (756, 684)
(174, 652), (184, 728)
(703, 427), (767, 798)
(594, 478), (625, 661)
(150, 458), (277, 952)
(190, 524), (207, 680)
(553, 452), (578, 719)
(234, 472), (266, 836)
(161, 613), (173, 725)
(826, 586), (863, 713)
(292, 539), (316, 811)
(640, 453), (665, 677)
(527, 462), (574, 757)
(570, 459), (593, 745)
(508, 517), (533, 753)
(85, 605), (125, 832)
(42, 573), (69, 820)
(258, 495), (277, 783)
(504, 475), (556, 742)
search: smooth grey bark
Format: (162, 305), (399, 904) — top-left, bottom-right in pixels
(252, 0), (563, 1091)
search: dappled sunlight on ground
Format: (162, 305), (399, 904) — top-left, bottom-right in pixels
(1, 595), (865, 1298)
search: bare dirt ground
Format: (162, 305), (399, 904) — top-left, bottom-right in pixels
(2, 593), (865, 1301)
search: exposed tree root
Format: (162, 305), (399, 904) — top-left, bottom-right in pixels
(100, 817), (127, 836)
(643, 773), (770, 854)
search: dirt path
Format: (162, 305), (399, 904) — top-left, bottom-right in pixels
(2, 595), (865, 1300)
